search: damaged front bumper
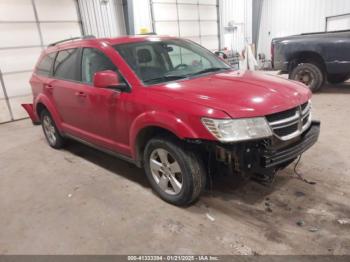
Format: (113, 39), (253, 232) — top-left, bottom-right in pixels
(262, 121), (320, 168)
(203, 121), (320, 181)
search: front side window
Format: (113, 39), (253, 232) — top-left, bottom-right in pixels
(81, 48), (117, 84)
(114, 39), (230, 84)
(36, 52), (57, 77)
(53, 48), (80, 81)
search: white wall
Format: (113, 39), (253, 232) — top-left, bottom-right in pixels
(134, 0), (220, 50)
(327, 14), (350, 31)
(78, 0), (126, 37)
(258, 0), (350, 59)
(132, 0), (253, 52)
(0, 0), (81, 123)
(133, 0), (153, 34)
(221, 0), (252, 53)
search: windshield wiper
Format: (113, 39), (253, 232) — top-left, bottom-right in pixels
(143, 68), (230, 83)
(143, 75), (187, 84)
(189, 67), (230, 76)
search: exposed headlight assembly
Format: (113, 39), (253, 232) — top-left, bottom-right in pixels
(202, 117), (272, 142)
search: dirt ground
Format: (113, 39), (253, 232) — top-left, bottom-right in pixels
(0, 81), (349, 255)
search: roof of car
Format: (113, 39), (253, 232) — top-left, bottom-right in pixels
(45, 35), (178, 52)
(104, 35), (177, 45)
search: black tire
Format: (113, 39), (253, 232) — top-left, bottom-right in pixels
(327, 73), (349, 84)
(289, 63), (324, 92)
(144, 136), (206, 206)
(40, 109), (65, 149)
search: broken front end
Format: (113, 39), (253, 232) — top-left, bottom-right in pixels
(196, 101), (320, 184)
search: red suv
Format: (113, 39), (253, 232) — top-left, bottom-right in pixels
(23, 35), (320, 206)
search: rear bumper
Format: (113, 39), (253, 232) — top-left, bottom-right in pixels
(21, 104), (40, 124)
(262, 121), (320, 168)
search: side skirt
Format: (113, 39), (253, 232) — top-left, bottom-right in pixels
(64, 133), (137, 166)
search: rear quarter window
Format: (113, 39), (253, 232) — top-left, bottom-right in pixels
(35, 52), (57, 77)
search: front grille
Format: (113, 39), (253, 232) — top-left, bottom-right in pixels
(301, 101), (308, 111)
(266, 101), (312, 140)
(274, 123), (299, 137)
(266, 108), (296, 123)
(302, 115), (309, 125)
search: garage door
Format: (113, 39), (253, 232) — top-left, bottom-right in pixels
(150, 0), (220, 51)
(0, 0), (82, 123)
(326, 14), (350, 32)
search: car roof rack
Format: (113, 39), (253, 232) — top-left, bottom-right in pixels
(48, 35), (96, 47)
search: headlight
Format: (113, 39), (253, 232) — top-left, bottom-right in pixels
(202, 117), (272, 142)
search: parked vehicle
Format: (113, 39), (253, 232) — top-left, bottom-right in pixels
(23, 35), (320, 206)
(272, 30), (350, 92)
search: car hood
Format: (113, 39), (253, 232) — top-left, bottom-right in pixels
(150, 70), (311, 118)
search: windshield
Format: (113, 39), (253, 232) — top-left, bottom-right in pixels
(114, 39), (231, 84)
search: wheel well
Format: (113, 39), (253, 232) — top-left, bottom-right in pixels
(288, 51), (326, 74)
(135, 126), (180, 167)
(36, 103), (47, 119)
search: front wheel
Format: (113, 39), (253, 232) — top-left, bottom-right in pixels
(289, 63), (324, 92)
(144, 137), (206, 206)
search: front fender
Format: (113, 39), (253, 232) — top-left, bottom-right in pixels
(34, 94), (64, 131)
(129, 111), (199, 158)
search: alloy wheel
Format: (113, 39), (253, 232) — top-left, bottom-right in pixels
(149, 148), (183, 195)
(42, 115), (57, 145)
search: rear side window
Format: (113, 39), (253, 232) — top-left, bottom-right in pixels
(53, 48), (80, 81)
(36, 52), (56, 77)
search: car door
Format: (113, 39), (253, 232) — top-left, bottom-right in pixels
(30, 52), (57, 114)
(78, 47), (128, 151)
(50, 48), (87, 131)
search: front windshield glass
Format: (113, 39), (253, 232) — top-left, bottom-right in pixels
(114, 39), (231, 84)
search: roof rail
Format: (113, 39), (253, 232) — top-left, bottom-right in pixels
(48, 35), (96, 47)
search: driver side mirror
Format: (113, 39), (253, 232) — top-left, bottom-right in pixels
(93, 70), (129, 92)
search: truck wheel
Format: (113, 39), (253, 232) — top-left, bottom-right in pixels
(144, 136), (206, 206)
(40, 110), (65, 149)
(327, 73), (349, 84)
(290, 63), (324, 92)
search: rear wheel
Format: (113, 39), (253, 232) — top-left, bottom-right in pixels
(289, 63), (324, 92)
(40, 110), (65, 149)
(144, 136), (206, 206)
(327, 73), (349, 84)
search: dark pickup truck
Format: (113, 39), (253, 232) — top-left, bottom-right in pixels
(272, 30), (350, 91)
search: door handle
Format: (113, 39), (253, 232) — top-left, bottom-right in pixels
(75, 91), (87, 98)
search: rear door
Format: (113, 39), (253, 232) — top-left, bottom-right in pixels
(50, 48), (86, 132)
(30, 52), (57, 113)
(50, 46), (129, 153)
